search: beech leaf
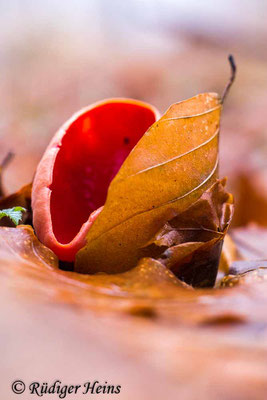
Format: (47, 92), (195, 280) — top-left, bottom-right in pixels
(76, 93), (222, 274)
(0, 225), (188, 299)
(0, 225), (58, 273)
(139, 179), (234, 287)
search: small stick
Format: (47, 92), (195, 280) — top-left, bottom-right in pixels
(0, 152), (14, 197)
(221, 55), (236, 103)
(0, 152), (14, 170)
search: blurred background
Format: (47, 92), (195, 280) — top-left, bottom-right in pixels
(1, 4), (267, 399)
(1, 0), (267, 226)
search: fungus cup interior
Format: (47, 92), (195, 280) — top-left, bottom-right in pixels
(50, 101), (157, 244)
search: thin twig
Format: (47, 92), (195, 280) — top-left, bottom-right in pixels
(0, 152), (14, 197)
(221, 55), (236, 103)
(0, 152), (14, 170)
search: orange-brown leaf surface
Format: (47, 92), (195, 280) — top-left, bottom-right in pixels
(1, 224), (267, 399)
(76, 93), (221, 274)
(0, 224), (265, 308)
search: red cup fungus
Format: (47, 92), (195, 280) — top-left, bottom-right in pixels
(32, 98), (159, 261)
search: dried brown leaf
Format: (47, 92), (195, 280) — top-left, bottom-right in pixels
(139, 179), (233, 287)
(76, 93), (222, 274)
